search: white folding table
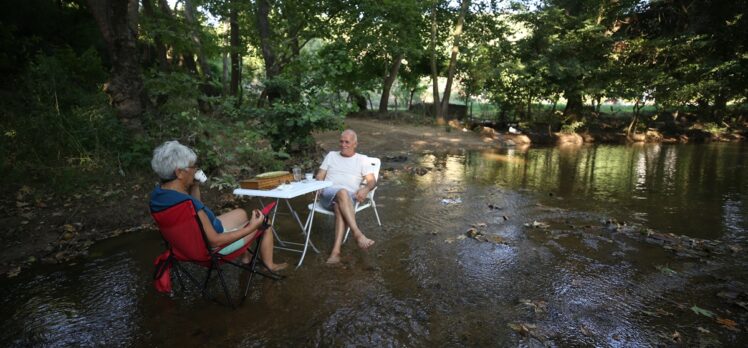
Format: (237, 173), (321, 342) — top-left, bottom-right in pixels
(233, 180), (332, 268)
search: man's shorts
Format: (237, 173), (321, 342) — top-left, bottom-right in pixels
(320, 186), (356, 210)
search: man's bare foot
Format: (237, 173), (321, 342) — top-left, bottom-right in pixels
(356, 236), (375, 250)
(266, 262), (288, 272)
(326, 255), (341, 264)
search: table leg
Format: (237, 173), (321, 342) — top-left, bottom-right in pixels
(297, 189), (321, 268)
(285, 199), (319, 254)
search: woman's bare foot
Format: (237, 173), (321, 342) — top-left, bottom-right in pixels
(326, 254), (341, 264)
(356, 236), (375, 250)
(266, 262), (288, 272)
(240, 251), (252, 265)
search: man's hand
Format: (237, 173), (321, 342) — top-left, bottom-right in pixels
(355, 187), (369, 203)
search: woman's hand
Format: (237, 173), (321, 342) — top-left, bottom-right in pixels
(248, 209), (264, 227)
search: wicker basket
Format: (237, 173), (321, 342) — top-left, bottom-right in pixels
(239, 173), (294, 190)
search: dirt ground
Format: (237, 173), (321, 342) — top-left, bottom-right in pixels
(1, 118), (497, 277)
(314, 117), (499, 156)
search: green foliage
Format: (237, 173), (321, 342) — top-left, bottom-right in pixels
(0, 46), (126, 171)
(560, 121), (585, 134)
(699, 122), (729, 135)
(257, 101), (344, 153)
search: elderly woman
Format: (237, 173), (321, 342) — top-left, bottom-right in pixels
(149, 140), (287, 272)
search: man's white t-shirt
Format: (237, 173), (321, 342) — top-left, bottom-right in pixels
(320, 152), (374, 192)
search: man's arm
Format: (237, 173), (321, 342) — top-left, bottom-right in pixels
(355, 172), (376, 203)
(316, 169), (327, 181)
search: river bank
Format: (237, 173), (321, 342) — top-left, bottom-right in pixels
(0, 117), (497, 277)
(2, 115), (745, 278)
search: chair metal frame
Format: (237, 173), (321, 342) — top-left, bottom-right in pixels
(305, 157), (382, 243)
(152, 200), (281, 308)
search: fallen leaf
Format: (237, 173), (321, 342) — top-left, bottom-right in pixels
(656, 308), (674, 317)
(655, 265), (678, 275)
(508, 322), (536, 337)
(697, 327), (711, 334)
(472, 222), (487, 228)
(521, 299), (547, 313)
(671, 330), (681, 343)
(485, 235), (508, 245)
(444, 238), (455, 244)
(6, 266), (21, 278)
(465, 228), (482, 238)
(716, 317), (741, 332)
(456, 235), (467, 240)
(691, 305), (715, 318)
(580, 325), (592, 336)
(524, 221), (550, 229)
(63, 224), (76, 232)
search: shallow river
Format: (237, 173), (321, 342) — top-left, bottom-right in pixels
(2, 143), (747, 346)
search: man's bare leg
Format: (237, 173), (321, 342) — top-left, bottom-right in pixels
(334, 190), (375, 250)
(326, 203), (347, 264)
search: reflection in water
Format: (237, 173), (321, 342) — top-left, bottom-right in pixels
(468, 143), (748, 239)
(1, 143), (747, 346)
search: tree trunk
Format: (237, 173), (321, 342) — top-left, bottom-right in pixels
(430, 1), (442, 123)
(626, 99), (641, 136)
(378, 53), (404, 113)
(713, 93), (727, 122)
(440, 0), (470, 120)
(229, 0), (241, 100)
(141, 0), (169, 71)
(256, 0), (281, 105)
(408, 88), (416, 110)
(86, 0), (149, 135)
(563, 89), (583, 119)
(551, 95), (559, 113)
(184, 0), (212, 80)
(526, 93), (532, 122)
(222, 51), (229, 95)
(351, 92), (367, 111)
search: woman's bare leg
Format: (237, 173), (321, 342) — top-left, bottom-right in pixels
(259, 227), (287, 271)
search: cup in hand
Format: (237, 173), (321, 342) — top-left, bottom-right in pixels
(194, 169), (208, 183)
(305, 173), (314, 181)
(292, 166), (302, 182)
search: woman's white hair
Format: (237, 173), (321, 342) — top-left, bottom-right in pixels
(151, 140), (197, 180)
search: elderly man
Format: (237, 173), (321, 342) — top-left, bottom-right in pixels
(316, 129), (376, 264)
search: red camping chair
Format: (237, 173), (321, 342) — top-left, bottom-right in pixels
(151, 200), (281, 307)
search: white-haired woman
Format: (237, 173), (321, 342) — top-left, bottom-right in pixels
(149, 140), (287, 271)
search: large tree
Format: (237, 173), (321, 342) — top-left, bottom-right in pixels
(86, 0), (150, 134)
(439, 0), (470, 120)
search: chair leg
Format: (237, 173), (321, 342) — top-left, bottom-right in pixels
(202, 266), (215, 300)
(174, 261), (202, 293)
(343, 227), (352, 244)
(241, 237), (263, 301)
(372, 200), (382, 226)
(215, 267), (236, 308)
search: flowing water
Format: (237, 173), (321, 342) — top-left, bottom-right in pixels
(2, 143), (747, 347)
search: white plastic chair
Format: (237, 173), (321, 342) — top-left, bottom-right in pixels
(306, 157), (382, 243)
